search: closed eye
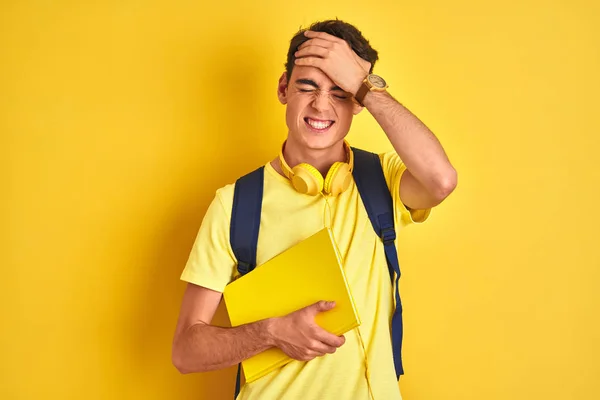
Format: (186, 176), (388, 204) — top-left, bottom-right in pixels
(298, 87), (349, 100)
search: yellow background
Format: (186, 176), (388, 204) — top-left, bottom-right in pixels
(2, 0), (599, 399)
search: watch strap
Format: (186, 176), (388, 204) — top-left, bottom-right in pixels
(355, 80), (370, 107)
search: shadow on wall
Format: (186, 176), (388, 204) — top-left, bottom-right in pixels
(128, 35), (281, 399)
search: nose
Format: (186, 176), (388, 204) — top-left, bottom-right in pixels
(311, 91), (331, 112)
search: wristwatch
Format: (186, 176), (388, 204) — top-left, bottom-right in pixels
(354, 74), (388, 106)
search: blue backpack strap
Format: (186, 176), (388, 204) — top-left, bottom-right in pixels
(234, 367), (242, 400)
(230, 166), (265, 399)
(230, 166), (264, 276)
(351, 147), (405, 379)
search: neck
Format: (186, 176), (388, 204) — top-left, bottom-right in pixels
(280, 137), (347, 177)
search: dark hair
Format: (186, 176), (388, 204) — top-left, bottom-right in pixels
(285, 19), (379, 81)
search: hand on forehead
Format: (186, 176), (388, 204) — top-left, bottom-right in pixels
(292, 30), (371, 95)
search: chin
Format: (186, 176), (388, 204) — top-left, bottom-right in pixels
(298, 132), (341, 151)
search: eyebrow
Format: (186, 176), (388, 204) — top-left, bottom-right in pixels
(296, 79), (344, 92)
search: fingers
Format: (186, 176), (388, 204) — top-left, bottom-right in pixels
(297, 38), (333, 51)
(294, 57), (322, 68)
(313, 326), (346, 348)
(294, 340), (338, 361)
(295, 45), (328, 59)
(297, 350), (324, 361)
(308, 339), (338, 355)
(303, 30), (344, 44)
(308, 300), (336, 314)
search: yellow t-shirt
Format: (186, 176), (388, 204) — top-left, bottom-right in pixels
(181, 151), (430, 400)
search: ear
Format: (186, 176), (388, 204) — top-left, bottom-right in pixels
(351, 98), (364, 115)
(277, 72), (288, 105)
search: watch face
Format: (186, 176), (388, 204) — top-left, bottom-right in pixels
(368, 74), (387, 88)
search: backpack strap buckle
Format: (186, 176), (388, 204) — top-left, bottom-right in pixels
(381, 226), (396, 246)
(237, 260), (253, 276)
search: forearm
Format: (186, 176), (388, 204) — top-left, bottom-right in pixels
(363, 90), (456, 197)
(172, 319), (273, 374)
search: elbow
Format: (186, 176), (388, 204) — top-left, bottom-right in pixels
(172, 351), (190, 374)
(434, 167), (457, 202)
(172, 346), (202, 375)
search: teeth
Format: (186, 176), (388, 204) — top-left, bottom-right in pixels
(307, 118), (333, 130)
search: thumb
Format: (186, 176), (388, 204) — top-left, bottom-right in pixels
(310, 300), (336, 313)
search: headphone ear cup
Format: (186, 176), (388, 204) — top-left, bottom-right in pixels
(324, 162), (352, 196)
(292, 163), (324, 195)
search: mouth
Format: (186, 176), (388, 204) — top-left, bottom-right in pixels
(304, 117), (335, 133)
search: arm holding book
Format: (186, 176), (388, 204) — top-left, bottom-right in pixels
(172, 283), (345, 374)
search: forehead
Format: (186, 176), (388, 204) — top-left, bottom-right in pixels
(290, 66), (335, 87)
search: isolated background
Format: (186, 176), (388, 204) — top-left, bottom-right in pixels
(2, 0), (599, 399)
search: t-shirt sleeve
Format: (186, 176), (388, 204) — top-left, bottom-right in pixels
(379, 151), (432, 228)
(180, 189), (237, 293)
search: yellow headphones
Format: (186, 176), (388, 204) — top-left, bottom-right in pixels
(278, 140), (354, 196)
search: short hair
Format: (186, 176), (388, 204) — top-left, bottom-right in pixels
(285, 19), (379, 82)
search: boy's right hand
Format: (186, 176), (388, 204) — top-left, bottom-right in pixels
(266, 300), (346, 361)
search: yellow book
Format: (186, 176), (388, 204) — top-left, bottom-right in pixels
(222, 228), (361, 383)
